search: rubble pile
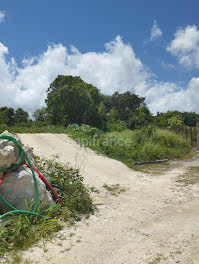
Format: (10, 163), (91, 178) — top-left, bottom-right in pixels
(0, 131), (54, 213)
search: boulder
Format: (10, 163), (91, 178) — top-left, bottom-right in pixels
(0, 165), (54, 212)
(0, 131), (21, 171)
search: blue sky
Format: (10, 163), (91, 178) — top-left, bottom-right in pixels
(0, 0), (199, 114)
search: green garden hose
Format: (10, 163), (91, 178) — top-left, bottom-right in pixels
(0, 135), (56, 220)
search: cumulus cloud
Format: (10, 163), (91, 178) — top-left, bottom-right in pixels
(0, 11), (5, 23)
(150, 20), (163, 41)
(145, 81), (190, 113)
(0, 36), (199, 115)
(167, 25), (199, 69)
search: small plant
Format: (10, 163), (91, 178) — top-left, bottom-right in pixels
(148, 253), (165, 264)
(90, 186), (100, 194)
(103, 184), (126, 196)
(176, 167), (199, 185)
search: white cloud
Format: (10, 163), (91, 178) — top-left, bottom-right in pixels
(167, 25), (199, 69)
(147, 77), (199, 114)
(0, 11), (5, 23)
(159, 60), (175, 70)
(150, 20), (163, 41)
(0, 36), (199, 115)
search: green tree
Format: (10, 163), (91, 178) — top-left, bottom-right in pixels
(128, 106), (152, 129)
(0, 107), (15, 125)
(103, 92), (146, 122)
(13, 108), (29, 123)
(33, 107), (47, 122)
(106, 109), (127, 131)
(45, 75), (105, 129)
(154, 111), (183, 129)
(183, 112), (198, 127)
(168, 115), (183, 131)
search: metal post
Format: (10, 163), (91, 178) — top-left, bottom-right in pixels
(196, 123), (199, 150)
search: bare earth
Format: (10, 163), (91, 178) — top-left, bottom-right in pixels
(16, 133), (199, 264)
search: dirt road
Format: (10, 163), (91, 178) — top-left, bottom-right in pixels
(18, 134), (199, 264)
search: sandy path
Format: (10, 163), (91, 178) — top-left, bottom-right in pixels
(17, 134), (199, 264)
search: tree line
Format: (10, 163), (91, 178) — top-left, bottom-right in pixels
(1, 75), (199, 132)
(0, 107), (29, 126)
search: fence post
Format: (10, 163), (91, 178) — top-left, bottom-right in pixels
(197, 123), (199, 150)
(190, 127), (193, 146)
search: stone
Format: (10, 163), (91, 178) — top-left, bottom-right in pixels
(0, 165), (54, 212)
(0, 131), (21, 171)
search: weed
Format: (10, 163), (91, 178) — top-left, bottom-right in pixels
(138, 163), (173, 175)
(90, 186), (100, 194)
(148, 253), (165, 264)
(10, 253), (22, 264)
(176, 167), (199, 185)
(70, 232), (75, 237)
(103, 184), (126, 196)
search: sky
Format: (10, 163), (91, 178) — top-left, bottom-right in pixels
(0, 0), (199, 115)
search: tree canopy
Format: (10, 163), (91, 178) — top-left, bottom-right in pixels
(45, 75), (105, 129)
(0, 107), (29, 126)
(103, 91), (146, 122)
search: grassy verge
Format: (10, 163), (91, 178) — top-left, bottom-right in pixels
(66, 124), (194, 168)
(0, 124), (67, 134)
(0, 158), (93, 258)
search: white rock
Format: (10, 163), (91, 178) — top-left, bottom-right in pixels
(0, 131), (20, 171)
(0, 165), (54, 212)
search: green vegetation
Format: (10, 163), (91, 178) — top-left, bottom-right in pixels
(0, 123), (67, 134)
(103, 91), (152, 130)
(176, 167), (199, 185)
(103, 184), (126, 196)
(0, 159), (93, 257)
(0, 107), (29, 126)
(45, 75), (106, 129)
(148, 253), (166, 264)
(66, 124), (192, 168)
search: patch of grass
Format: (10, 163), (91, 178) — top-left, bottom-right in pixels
(0, 124), (67, 134)
(66, 124), (193, 169)
(138, 163), (173, 175)
(0, 159), (93, 258)
(176, 167), (199, 185)
(2, 253), (32, 264)
(90, 186), (100, 194)
(148, 253), (165, 264)
(103, 184), (126, 196)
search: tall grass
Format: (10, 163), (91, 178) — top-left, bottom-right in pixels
(66, 125), (193, 168)
(0, 123), (67, 134)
